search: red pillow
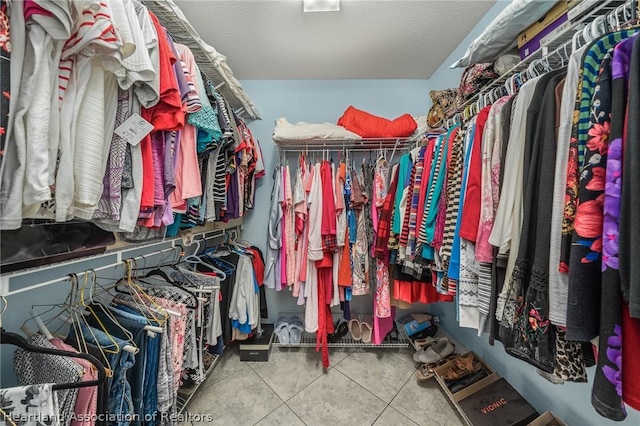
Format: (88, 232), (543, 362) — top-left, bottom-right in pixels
(337, 106), (417, 138)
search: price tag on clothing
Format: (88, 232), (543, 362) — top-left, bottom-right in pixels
(114, 113), (154, 146)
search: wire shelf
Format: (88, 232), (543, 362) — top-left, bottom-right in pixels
(143, 0), (260, 120)
(275, 137), (422, 153)
(408, 326), (469, 356)
(272, 311), (411, 349)
(448, 0), (632, 122)
(176, 350), (223, 415)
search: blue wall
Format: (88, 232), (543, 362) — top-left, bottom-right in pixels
(240, 79), (430, 317)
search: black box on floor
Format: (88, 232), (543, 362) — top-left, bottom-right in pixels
(239, 323), (274, 362)
(458, 378), (538, 426)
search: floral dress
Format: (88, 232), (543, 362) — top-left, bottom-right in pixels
(374, 157), (391, 317)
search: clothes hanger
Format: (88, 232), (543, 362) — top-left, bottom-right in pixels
(183, 239), (229, 280)
(0, 296), (107, 391)
(0, 328), (107, 391)
(76, 273), (141, 352)
(120, 260), (168, 329)
(80, 271), (141, 344)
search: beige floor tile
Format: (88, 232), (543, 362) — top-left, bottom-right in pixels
(254, 404), (305, 426)
(287, 368), (386, 426)
(247, 347), (325, 401)
(390, 380), (464, 426)
(200, 347), (249, 389)
(185, 367), (283, 425)
(326, 347), (358, 367)
(387, 346), (421, 368)
(335, 350), (416, 403)
(373, 406), (420, 426)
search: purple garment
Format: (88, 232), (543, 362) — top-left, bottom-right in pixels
(94, 90), (130, 221)
(603, 35), (636, 272)
(591, 34), (637, 423)
(226, 166), (240, 219)
(151, 132), (165, 207)
(164, 131), (176, 196)
(166, 29), (190, 101)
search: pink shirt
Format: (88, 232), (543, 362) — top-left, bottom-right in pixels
(49, 338), (97, 426)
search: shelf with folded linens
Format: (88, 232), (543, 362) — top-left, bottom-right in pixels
(272, 311), (411, 349)
(273, 107), (429, 152)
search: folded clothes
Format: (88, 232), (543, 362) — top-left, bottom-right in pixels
(273, 117), (362, 141)
(337, 106), (418, 138)
(446, 369), (489, 393)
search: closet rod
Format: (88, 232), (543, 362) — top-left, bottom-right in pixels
(276, 138), (416, 153)
(450, 0), (635, 121)
(0, 227), (239, 297)
(0, 246), (180, 297)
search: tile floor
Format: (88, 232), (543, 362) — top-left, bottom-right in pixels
(182, 346), (465, 426)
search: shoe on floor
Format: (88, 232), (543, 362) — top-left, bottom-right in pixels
(416, 337), (454, 364)
(412, 337), (439, 362)
(329, 320), (349, 343)
(360, 316), (373, 343)
(348, 319), (362, 341)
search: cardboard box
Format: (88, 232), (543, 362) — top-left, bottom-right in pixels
(398, 313), (434, 337)
(528, 411), (567, 426)
(519, 13), (570, 60)
(458, 378), (538, 426)
(434, 352), (501, 425)
(239, 324), (274, 362)
(517, 1), (570, 48)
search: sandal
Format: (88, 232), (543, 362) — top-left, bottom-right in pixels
(415, 354), (457, 382)
(414, 336), (438, 349)
(288, 317), (305, 345)
(360, 316), (373, 344)
(412, 337), (440, 362)
(348, 319), (362, 341)
(441, 353), (482, 381)
(274, 317), (290, 344)
(329, 320), (349, 343)
(415, 337), (454, 364)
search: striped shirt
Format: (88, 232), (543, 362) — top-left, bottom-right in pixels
(58, 1), (121, 105)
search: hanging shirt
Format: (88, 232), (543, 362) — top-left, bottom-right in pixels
(264, 166), (283, 289)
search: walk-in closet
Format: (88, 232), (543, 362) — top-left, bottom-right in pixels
(1, 1), (640, 425)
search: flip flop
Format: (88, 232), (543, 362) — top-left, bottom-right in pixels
(360, 316), (373, 344)
(288, 317), (305, 345)
(275, 317), (290, 344)
(348, 319), (362, 341)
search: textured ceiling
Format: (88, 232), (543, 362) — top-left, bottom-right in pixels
(174, 0), (496, 80)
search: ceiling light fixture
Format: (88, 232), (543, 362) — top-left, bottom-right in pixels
(303, 0), (340, 13)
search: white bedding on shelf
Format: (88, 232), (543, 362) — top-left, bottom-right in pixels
(273, 118), (362, 141)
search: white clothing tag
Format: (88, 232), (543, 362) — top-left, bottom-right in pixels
(114, 113), (154, 145)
